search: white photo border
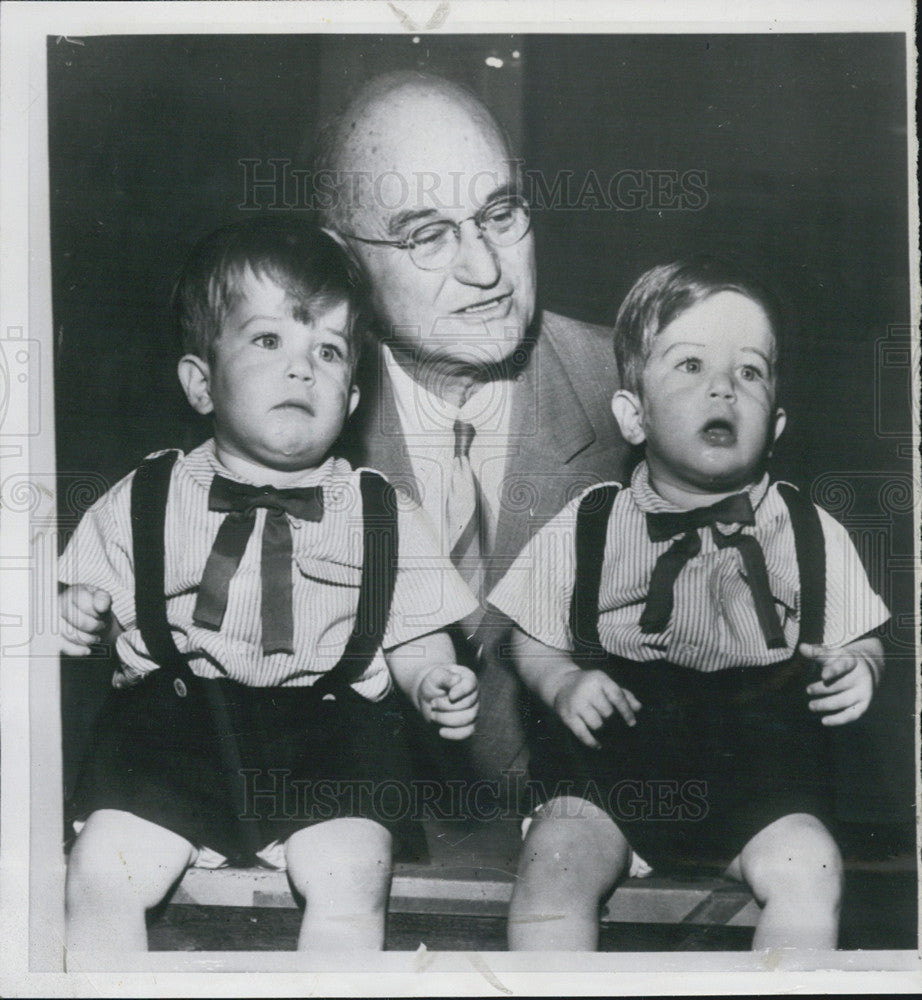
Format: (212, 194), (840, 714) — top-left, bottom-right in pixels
(1, 0), (918, 994)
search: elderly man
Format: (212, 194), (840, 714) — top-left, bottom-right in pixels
(316, 71), (628, 799)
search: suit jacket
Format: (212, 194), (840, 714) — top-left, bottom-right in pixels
(339, 308), (630, 790)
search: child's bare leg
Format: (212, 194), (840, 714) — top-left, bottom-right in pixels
(508, 796), (632, 950)
(286, 818), (393, 951)
(725, 812), (843, 950)
(65, 809), (196, 965)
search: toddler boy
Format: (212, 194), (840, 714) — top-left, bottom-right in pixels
(490, 256), (888, 950)
(59, 218), (480, 960)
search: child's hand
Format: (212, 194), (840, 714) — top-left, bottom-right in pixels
(60, 585), (113, 656)
(801, 636), (884, 726)
(553, 669), (642, 749)
(417, 665), (479, 740)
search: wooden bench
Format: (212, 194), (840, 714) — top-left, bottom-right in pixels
(170, 863), (760, 928)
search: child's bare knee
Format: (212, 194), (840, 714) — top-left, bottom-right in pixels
(66, 839), (119, 912)
(66, 811), (193, 912)
(286, 819), (393, 906)
(518, 799), (630, 901)
(743, 814), (843, 902)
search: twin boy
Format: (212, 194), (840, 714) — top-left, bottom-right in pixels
(60, 218), (887, 958)
(59, 220), (480, 956)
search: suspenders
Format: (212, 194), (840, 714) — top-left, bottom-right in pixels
(775, 482), (826, 647)
(129, 450), (400, 700)
(314, 468), (399, 699)
(569, 480), (826, 660)
(570, 483), (621, 662)
(131, 451), (199, 691)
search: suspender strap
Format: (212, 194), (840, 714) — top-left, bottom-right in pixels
(311, 470), (399, 699)
(570, 484), (621, 661)
(776, 482), (826, 647)
(131, 450), (198, 684)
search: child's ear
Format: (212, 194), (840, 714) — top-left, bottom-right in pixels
(347, 384), (360, 418)
(772, 407), (787, 442)
(767, 407), (787, 453)
(178, 354), (214, 416)
(611, 390), (647, 446)
(763, 407), (787, 460)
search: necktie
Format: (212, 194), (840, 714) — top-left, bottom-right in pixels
(640, 492), (785, 649)
(193, 475), (324, 656)
(446, 420), (486, 601)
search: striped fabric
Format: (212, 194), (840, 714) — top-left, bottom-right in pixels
(489, 462), (889, 672)
(59, 441), (478, 697)
(447, 420), (486, 602)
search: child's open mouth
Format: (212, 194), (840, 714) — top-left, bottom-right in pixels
(275, 400), (315, 416)
(700, 418), (736, 446)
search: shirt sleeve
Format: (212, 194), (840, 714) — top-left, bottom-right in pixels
(382, 501), (479, 649)
(818, 506), (890, 646)
(487, 494), (581, 652)
(57, 472), (138, 632)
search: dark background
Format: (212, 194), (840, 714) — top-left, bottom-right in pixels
(50, 35), (915, 843)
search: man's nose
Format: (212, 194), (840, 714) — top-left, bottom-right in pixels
(451, 222), (501, 287)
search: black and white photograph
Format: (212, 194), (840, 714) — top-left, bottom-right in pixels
(0, 1), (918, 994)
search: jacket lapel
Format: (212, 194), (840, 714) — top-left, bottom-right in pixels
(490, 313), (599, 590)
(339, 341), (419, 501)
(513, 321), (598, 465)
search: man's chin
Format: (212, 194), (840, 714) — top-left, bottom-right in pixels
(423, 334), (527, 372)
(424, 314), (527, 365)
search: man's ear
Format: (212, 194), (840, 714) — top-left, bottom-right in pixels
(178, 354), (214, 416)
(320, 226), (348, 251)
(611, 390), (647, 446)
(347, 384), (360, 418)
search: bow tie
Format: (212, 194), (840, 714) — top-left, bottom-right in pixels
(192, 475), (324, 655)
(640, 492), (785, 650)
(644, 492), (756, 542)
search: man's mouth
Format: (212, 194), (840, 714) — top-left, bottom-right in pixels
(700, 418), (736, 446)
(453, 291), (513, 316)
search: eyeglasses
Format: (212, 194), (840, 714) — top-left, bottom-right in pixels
(340, 195), (532, 272)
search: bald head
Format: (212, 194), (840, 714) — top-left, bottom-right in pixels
(315, 72), (514, 229)
(313, 70), (536, 375)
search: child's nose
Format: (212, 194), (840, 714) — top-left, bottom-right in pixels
(708, 370), (736, 399)
(286, 352), (314, 381)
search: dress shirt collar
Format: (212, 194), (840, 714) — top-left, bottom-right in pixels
(183, 439), (341, 493)
(382, 345), (512, 438)
(630, 460), (771, 518)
